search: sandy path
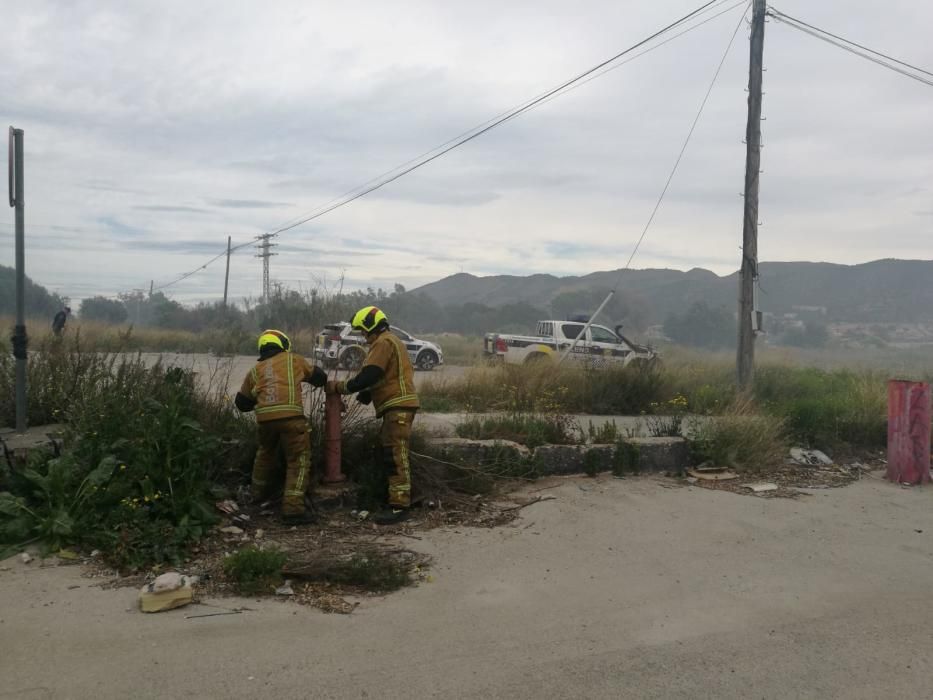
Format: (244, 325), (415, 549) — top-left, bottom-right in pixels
(1, 474), (931, 699)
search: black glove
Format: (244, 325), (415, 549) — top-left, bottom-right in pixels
(234, 392), (257, 413)
(357, 390), (372, 405)
(307, 366), (328, 388)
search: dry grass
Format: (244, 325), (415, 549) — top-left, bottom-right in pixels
(0, 316), (324, 356)
(686, 396), (788, 472)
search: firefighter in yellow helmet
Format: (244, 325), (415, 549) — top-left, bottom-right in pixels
(326, 306), (419, 525)
(235, 329), (327, 524)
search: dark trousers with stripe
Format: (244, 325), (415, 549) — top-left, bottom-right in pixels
(379, 410), (415, 508)
(252, 416), (311, 515)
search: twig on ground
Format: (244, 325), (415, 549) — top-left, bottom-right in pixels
(185, 610), (244, 619)
(500, 495), (556, 512)
(528, 483), (565, 493)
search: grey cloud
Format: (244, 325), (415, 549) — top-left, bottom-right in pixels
(209, 199), (293, 209)
(79, 180), (145, 195)
(98, 216), (146, 238)
(134, 205), (210, 214)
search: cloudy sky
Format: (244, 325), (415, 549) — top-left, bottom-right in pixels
(2, 0), (931, 306)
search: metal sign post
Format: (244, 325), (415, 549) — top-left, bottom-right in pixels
(9, 126), (27, 432)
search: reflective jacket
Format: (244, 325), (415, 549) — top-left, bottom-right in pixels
(239, 351), (321, 422)
(364, 332), (420, 417)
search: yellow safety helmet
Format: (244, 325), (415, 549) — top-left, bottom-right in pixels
(351, 306), (388, 333)
(257, 329), (290, 352)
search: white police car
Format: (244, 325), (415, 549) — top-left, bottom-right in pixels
(314, 322), (444, 371)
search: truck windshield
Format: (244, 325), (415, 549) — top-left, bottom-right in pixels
(590, 326), (619, 343)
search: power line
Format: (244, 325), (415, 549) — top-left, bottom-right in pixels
(35, 1), (745, 300)
(560, 2), (750, 362)
(616, 3), (750, 284)
(768, 7), (933, 79)
(768, 7), (933, 88)
(266, 0), (742, 238)
(122, 0), (746, 297)
(262, 0), (739, 239)
(517, 0), (750, 115)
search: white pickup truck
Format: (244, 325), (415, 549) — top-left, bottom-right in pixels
(483, 319), (657, 368)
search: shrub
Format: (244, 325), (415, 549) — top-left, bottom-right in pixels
(0, 346), (253, 568)
(687, 399), (787, 472)
(613, 440), (641, 476)
(420, 361), (669, 415)
(319, 552), (412, 591)
(456, 412), (580, 448)
(223, 546), (288, 595)
(753, 366), (887, 448)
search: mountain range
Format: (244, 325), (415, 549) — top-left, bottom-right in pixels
(413, 259), (933, 326)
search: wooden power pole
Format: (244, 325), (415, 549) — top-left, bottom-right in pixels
(9, 126), (27, 432)
(223, 235), (231, 309)
(737, 0), (766, 390)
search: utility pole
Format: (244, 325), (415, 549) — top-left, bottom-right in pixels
(222, 235), (231, 309)
(256, 234), (277, 305)
(133, 289), (144, 325)
(737, 0), (766, 390)
(8, 126), (27, 432)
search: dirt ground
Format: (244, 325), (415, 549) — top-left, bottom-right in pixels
(1, 473), (932, 700)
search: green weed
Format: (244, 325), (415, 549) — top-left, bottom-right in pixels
(223, 546), (288, 595)
(687, 398), (787, 472)
(456, 413), (579, 448)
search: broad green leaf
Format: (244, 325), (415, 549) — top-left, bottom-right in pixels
(49, 510), (74, 537)
(0, 492), (24, 517)
(87, 456), (118, 487)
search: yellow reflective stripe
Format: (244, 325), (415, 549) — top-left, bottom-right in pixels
(296, 448), (309, 492)
(249, 367), (259, 397)
(388, 334), (407, 396)
(255, 404), (303, 414)
(376, 395), (419, 413)
(287, 353), (295, 406)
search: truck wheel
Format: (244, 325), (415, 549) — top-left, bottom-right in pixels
(524, 353), (552, 367)
(339, 346), (365, 371)
(416, 350), (438, 371)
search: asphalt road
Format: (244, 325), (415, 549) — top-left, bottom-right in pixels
(2, 475), (931, 699)
(133, 353), (471, 395)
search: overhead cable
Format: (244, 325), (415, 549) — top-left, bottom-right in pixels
(560, 2), (751, 362)
(263, 0), (743, 238)
(769, 7), (933, 88)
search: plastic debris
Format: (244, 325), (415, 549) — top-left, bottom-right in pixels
(139, 572), (194, 613)
(790, 448), (833, 467)
(275, 580), (295, 596)
(357, 510), (369, 521)
(151, 572), (187, 593)
(19, 553), (33, 565)
(687, 468), (738, 481)
(742, 482), (778, 493)
(215, 499), (239, 515)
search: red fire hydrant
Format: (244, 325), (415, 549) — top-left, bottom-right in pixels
(322, 391), (347, 483)
(886, 380), (932, 485)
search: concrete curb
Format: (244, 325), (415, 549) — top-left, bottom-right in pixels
(423, 436), (689, 476)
